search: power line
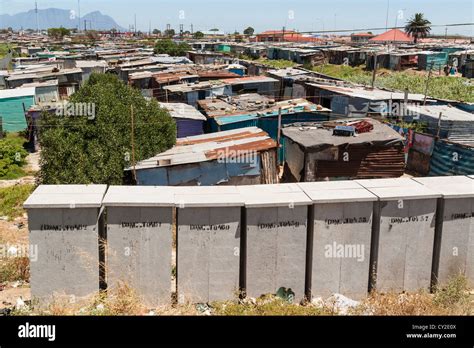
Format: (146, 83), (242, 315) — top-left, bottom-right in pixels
(287, 22), (474, 35)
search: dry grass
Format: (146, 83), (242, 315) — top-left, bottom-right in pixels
(211, 295), (334, 316)
(351, 275), (473, 316)
(0, 257), (29, 283)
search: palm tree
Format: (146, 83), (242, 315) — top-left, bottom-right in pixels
(405, 13), (431, 43)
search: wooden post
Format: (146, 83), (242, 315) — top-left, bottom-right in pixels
(436, 112), (443, 139)
(403, 88), (409, 119)
(371, 54), (377, 88)
(423, 66), (433, 105)
(277, 107), (282, 148)
(0, 117), (3, 139)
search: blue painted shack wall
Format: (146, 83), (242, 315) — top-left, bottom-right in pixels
(0, 95), (34, 132)
(136, 157), (261, 186)
(429, 140), (474, 176)
(229, 68), (245, 76)
(175, 118), (204, 138)
(418, 52), (448, 70)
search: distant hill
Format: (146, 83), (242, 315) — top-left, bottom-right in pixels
(0, 8), (126, 31)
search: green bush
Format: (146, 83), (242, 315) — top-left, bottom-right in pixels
(0, 135), (28, 179)
(154, 39), (190, 57)
(0, 184), (34, 220)
(38, 73), (176, 185)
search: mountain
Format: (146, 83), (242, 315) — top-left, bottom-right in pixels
(0, 8), (126, 31)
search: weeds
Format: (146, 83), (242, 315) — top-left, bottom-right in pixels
(0, 257), (29, 282)
(0, 184), (34, 220)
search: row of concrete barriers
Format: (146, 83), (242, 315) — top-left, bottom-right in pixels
(24, 176), (474, 305)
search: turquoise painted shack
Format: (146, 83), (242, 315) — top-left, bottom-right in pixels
(0, 87), (35, 132)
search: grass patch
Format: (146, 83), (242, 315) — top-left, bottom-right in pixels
(239, 55), (298, 69)
(211, 295), (333, 315)
(0, 257), (30, 283)
(352, 275), (472, 315)
(312, 64), (474, 102)
(0, 184), (34, 220)
(0, 133), (29, 180)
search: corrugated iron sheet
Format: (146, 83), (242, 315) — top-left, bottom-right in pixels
(314, 145), (405, 179)
(429, 140), (474, 176)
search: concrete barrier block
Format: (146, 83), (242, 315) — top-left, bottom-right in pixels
(176, 187), (242, 303)
(413, 176), (474, 287)
(299, 181), (376, 299)
(103, 186), (174, 306)
(24, 185), (107, 303)
(239, 184), (310, 301)
(357, 179), (441, 292)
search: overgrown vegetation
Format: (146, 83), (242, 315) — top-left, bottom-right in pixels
(313, 64), (474, 102)
(9, 275), (472, 316)
(0, 184), (34, 220)
(38, 73), (176, 185)
(154, 39), (190, 56)
(239, 55), (298, 69)
(353, 275), (472, 316)
(47, 27), (71, 40)
(0, 134), (29, 180)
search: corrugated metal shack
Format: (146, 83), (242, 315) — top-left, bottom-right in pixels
(158, 102), (206, 138)
(406, 104), (474, 146)
(281, 118), (406, 182)
(418, 51), (449, 70)
(0, 87), (35, 132)
(429, 140), (474, 176)
(198, 94), (331, 161)
(126, 127), (279, 186)
(305, 83), (434, 117)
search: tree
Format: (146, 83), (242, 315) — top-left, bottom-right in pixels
(152, 29), (161, 35)
(164, 28), (175, 37)
(243, 26), (255, 36)
(47, 27), (71, 40)
(193, 31), (204, 39)
(154, 39), (190, 56)
(405, 13), (431, 43)
(37, 73), (176, 185)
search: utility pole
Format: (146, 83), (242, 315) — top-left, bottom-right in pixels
(190, 24), (194, 35)
(35, 1), (39, 34)
(84, 19), (87, 32)
(78, 0), (81, 32)
(180, 24), (184, 38)
(134, 14), (137, 34)
(282, 26), (285, 42)
(385, 0), (390, 31)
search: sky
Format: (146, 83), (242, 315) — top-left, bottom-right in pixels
(0, 0), (472, 36)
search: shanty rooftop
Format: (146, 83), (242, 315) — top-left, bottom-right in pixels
(282, 118), (404, 150)
(129, 126), (277, 170)
(406, 104), (474, 121)
(158, 102), (207, 121)
(307, 83), (433, 102)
